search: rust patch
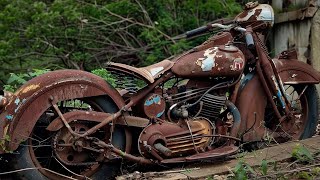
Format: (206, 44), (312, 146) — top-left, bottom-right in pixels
(143, 94), (166, 118)
(0, 69), (126, 152)
(47, 111), (150, 131)
(196, 47), (218, 72)
(172, 45), (245, 78)
(50, 83), (89, 101)
(138, 118), (213, 159)
(273, 58), (320, 84)
(21, 84), (40, 94)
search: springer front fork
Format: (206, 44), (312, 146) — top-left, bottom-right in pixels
(252, 33), (295, 121)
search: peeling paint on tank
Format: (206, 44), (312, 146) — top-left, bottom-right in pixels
(172, 44), (245, 78)
(196, 47), (219, 72)
(202, 56), (215, 71)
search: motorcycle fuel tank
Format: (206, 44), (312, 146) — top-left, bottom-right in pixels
(172, 45), (246, 78)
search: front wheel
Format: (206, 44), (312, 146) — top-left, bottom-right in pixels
(267, 85), (319, 140)
(9, 96), (126, 180)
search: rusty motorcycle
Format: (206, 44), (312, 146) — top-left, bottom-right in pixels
(1, 2), (320, 179)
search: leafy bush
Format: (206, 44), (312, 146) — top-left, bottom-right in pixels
(4, 68), (116, 92)
(4, 69), (51, 92)
(91, 68), (116, 87)
(0, 0), (242, 83)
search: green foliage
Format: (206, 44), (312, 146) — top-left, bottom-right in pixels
(292, 167), (320, 180)
(91, 69), (116, 87)
(4, 69), (51, 91)
(312, 167), (320, 175)
(0, 0), (241, 84)
(292, 144), (314, 163)
(0, 134), (12, 153)
(4, 68), (117, 91)
(297, 171), (312, 180)
(233, 160), (255, 180)
(260, 159), (268, 175)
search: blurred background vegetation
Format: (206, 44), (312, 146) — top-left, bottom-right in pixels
(0, 0), (245, 88)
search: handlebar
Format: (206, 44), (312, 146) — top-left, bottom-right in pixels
(185, 23), (255, 48)
(186, 25), (211, 38)
(185, 23), (233, 38)
(234, 27), (246, 32)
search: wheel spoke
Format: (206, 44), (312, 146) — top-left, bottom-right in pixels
(266, 85), (309, 142)
(22, 98), (117, 179)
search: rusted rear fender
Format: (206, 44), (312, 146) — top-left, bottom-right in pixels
(273, 59), (320, 85)
(0, 70), (125, 154)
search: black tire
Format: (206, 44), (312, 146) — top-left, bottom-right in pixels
(280, 84), (320, 140)
(300, 85), (319, 139)
(264, 84), (319, 142)
(9, 95), (126, 180)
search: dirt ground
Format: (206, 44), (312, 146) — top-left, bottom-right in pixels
(116, 136), (320, 180)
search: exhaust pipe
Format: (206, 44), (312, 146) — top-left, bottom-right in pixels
(225, 100), (241, 138)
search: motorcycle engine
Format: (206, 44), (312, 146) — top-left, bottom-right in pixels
(138, 117), (215, 159)
(196, 93), (227, 119)
(166, 85), (227, 121)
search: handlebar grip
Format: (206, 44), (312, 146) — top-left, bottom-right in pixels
(245, 32), (255, 49)
(186, 25), (209, 38)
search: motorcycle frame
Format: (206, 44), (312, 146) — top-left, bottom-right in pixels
(1, 25), (319, 164)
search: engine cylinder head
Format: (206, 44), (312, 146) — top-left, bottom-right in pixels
(198, 93), (226, 119)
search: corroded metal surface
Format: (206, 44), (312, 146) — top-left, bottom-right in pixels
(0, 91), (13, 111)
(141, 93), (166, 118)
(185, 145), (238, 161)
(236, 75), (268, 141)
(160, 145), (238, 163)
(138, 118), (213, 158)
(53, 122), (103, 166)
(235, 4), (274, 27)
(0, 96), (7, 110)
(273, 58), (320, 84)
(193, 32), (233, 52)
(46, 111), (150, 131)
(0, 70), (125, 153)
(1, 2), (320, 179)
(172, 45), (245, 78)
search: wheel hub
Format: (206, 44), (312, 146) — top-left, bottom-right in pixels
(53, 122), (103, 166)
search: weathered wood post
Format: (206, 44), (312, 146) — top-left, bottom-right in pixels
(270, 0), (320, 91)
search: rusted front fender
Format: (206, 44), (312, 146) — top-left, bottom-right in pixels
(0, 70), (125, 154)
(273, 59), (320, 85)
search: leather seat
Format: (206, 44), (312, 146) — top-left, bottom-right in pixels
(107, 60), (174, 83)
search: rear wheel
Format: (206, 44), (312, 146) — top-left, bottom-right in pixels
(10, 96), (125, 180)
